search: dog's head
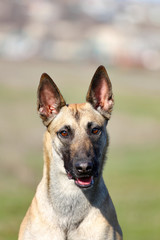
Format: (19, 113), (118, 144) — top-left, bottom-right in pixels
(37, 66), (114, 189)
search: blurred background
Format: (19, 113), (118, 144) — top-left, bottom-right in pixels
(0, 0), (160, 239)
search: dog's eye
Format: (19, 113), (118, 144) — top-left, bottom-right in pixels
(59, 130), (69, 138)
(91, 128), (101, 135)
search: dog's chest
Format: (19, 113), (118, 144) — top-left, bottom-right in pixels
(50, 186), (90, 230)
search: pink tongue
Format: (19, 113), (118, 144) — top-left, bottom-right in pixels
(76, 177), (92, 186)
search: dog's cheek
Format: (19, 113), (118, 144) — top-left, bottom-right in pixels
(50, 136), (66, 161)
(92, 132), (108, 170)
(60, 143), (73, 173)
(92, 134), (106, 157)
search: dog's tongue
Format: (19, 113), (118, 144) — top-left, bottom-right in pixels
(76, 177), (92, 186)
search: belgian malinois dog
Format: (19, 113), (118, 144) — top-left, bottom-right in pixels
(18, 66), (122, 240)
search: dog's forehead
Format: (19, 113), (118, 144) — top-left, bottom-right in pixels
(66, 102), (105, 125)
(49, 102), (105, 132)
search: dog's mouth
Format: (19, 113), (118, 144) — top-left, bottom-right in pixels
(67, 172), (94, 188)
(75, 176), (94, 188)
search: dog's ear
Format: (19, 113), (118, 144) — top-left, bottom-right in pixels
(86, 65), (114, 119)
(37, 73), (66, 126)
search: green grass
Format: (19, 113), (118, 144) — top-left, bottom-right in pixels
(0, 61), (160, 240)
(104, 144), (160, 240)
(0, 177), (35, 240)
(115, 94), (160, 121)
(0, 84), (35, 104)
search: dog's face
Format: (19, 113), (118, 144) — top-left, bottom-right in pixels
(47, 103), (108, 188)
(37, 66), (114, 189)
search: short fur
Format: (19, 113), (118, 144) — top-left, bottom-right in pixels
(18, 66), (122, 240)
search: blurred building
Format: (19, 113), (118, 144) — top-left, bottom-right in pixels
(0, 0), (160, 69)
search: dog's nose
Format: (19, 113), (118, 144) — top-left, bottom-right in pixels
(75, 161), (93, 174)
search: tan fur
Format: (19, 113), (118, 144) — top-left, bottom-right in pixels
(19, 67), (122, 240)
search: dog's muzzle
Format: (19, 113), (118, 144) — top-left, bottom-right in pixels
(67, 160), (98, 189)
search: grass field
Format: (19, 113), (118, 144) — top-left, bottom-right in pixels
(0, 60), (160, 240)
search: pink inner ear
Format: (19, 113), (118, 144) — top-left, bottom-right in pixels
(95, 78), (111, 110)
(41, 87), (55, 106)
(39, 85), (59, 117)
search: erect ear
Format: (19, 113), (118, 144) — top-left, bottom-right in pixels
(86, 65), (114, 120)
(37, 73), (66, 126)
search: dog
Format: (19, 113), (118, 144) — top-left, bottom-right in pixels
(18, 65), (122, 240)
